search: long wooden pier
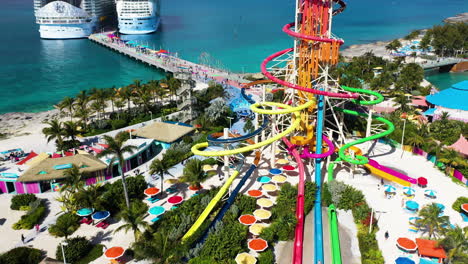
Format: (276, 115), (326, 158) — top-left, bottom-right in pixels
(88, 33), (247, 85)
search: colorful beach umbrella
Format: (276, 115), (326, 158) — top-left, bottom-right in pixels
(269, 168), (282, 175)
(406, 201), (419, 211)
(76, 208), (94, 217)
(424, 189), (437, 198)
(384, 185), (397, 193)
(396, 237), (418, 251)
(144, 187), (160, 196)
(272, 175), (287, 184)
(403, 187), (416, 196)
(248, 239), (268, 252)
(417, 177), (428, 187)
(257, 176), (271, 183)
(253, 209), (272, 220)
(164, 179), (178, 184)
(276, 159), (289, 165)
(262, 184), (277, 192)
(104, 246), (125, 259)
(238, 214), (257, 225)
(249, 223), (267, 235)
(168, 195), (183, 205)
(149, 206), (165, 216)
(395, 257), (415, 264)
(235, 253), (257, 264)
(247, 190), (263, 198)
(91, 211), (110, 221)
(256, 198), (274, 208)
(461, 204), (468, 214)
(282, 165), (295, 171)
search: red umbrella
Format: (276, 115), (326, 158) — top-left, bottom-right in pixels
(104, 246), (125, 259)
(168, 195), (183, 205)
(247, 190), (263, 197)
(461, 204), (468, 214)
(158, 49), (169, 53)
(396, 237), (418, 251)
(417, 177), (428, 187)
(144, 187), (160, 196)
(238, 214), (257, 225)
(248, 239), (268, 252)
(283, 165), (295, 171)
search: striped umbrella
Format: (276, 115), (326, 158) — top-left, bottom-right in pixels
(384, 185), (397, 193)
(403, 187), (415, 196)
(424, 189), (437, 198)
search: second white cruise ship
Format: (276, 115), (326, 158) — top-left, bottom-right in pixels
(116, 0), (160, 35)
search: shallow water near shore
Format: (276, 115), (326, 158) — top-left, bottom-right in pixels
(1, 0), (467, 114)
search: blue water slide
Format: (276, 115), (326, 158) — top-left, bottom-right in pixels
(314, 93), (325, 264)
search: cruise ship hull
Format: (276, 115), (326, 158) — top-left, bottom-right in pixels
(38, 22), (96, 39)
(118, 16), (160, 35)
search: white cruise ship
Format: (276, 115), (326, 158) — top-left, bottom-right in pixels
(116, 0), (160, 35)
(34, 0), (115, 39)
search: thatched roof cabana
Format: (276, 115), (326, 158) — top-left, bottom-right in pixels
(133, 122), (194, 143)
(18, 154), (107, 182)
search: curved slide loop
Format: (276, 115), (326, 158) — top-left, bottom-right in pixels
(206, 115), (269, 144)
(300, 134), (336, 159)
(341, 85), (384, 105)
(261, 48), (360, 99)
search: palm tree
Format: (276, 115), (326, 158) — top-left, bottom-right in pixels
(385, 39), (402, 54)
(119, 86), (133, 114)
(439, 111), (450, 123)
(74, 183), (102, 209)
(205, 98), (229, 123)
(424, 139), (444, 157)
(60, 165), (85, 193)
(73, 107), (91, 131)
(438, 226), (468, 262)
(132, 232), (172, 263)
(417, 203), (449, 239)
(149, 158), (173, 191)
(42, 119), (64, 150)
(180, 159), (205, 189)
(406, 132), (425, 149)
(63, 121), (80, 142)
(439, 149), (468, 169)
(114, 201), (149, 241)
(393, 95), (411, 111)
(97, 133), (137, 208)
(57, 97), (75, 121)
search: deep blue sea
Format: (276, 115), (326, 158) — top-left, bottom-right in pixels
(1, 0), (467, 114)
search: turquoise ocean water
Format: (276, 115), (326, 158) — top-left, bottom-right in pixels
(1, 0), (467, 114)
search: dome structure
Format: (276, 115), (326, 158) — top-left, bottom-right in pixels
(36, 1), (90, 19)
(426, 81), (468, 111)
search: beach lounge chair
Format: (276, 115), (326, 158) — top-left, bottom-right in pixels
(85, 218), (93, 225)
(151, 217), (161, 223)
(79, 218), (89, 224)
(96, 221), (105, 228)
(190, 193), (199, 198)
(171, 206), (178, 210)
(461, 213), (468, 222)
(100, 222), (110, 229)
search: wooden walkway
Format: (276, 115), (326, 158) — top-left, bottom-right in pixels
(88, 33), (248, 86)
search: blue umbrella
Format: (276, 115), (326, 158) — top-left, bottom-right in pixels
(149, 206), (165, 216)
(77, 208), (94, 217)
(257, 176), (271, 183)
(403, 187), (416, 196)
(269, 168), (282, 175)
(395, 257), (415, 264)
(406, 201), (419, 211)
(91, 211), (110, 221)
(424, 189), (437, 198)
(384, 185), (397, 193)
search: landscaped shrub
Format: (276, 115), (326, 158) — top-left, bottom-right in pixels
(0, 247), (43, 264)
(110, 119), (127, 130)
(10, 194), (37, 210)
(452, 196), (468, 213)
(75, 244), (104, 264)
(56, 236), (93, 263)
(357, 230), (384, 264)
(101, 175), (147, 213)
(258, 249), (275, 264)
(12, 200), (46, 230)
(49, 213), (80, 238)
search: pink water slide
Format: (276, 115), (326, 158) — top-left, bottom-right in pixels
(367, 159), (418, 184)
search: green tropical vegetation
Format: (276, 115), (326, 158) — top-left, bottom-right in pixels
(114, 200), (149, 241)
(438, 226), (468, 264)
(421, 23), (468, 57)
(181, 158), (207, 189)
(12, 199), (47, 230)
(10, 194), (37, 210)
(0, 247), (43, 264)
(417, 203), (449, 239)
(55, 236), (93, 263)
(48, 213), (81, 239)
(97, 132), (137, 208)
(452, 197), (468, 213)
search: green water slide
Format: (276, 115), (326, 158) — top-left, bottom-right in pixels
(326, 86), (395, 264)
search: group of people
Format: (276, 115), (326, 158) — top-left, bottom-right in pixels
(1, 150), (25, 162)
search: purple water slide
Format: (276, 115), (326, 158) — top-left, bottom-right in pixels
(367, 159), (417, 184)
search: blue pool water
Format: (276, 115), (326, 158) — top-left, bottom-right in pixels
(1, 0), (466, 114)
